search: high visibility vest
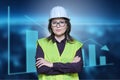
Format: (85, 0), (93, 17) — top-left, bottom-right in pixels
(37, 38), (83, 80)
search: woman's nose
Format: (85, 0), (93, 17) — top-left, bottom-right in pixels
(56, 23), (60, 28)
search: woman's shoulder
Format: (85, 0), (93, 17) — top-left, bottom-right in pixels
(72, 39), (83, 46)
(37, 37), (48, 43)
(38, 37), (47, 41)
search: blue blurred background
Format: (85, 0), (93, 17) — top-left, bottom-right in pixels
(0, 0), (120, 79)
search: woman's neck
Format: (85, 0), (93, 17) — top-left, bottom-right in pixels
(55, 35), (65, 42)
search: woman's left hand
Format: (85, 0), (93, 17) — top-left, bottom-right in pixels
(36, 57), (53, 68)
(71, 56), (81, 63)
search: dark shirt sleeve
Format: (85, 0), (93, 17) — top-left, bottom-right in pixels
(35, 44), (49, 74)
(36, 44), (62, 75)
(36, 44), (83, 75)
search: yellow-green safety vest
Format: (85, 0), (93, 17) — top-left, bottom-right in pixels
(37, 38), (83, 80)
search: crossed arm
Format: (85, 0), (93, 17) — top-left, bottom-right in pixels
(36, 56), (81, 68)
(35, 45), (83, 75)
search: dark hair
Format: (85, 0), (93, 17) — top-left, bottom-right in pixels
(47, 17), (74, 43)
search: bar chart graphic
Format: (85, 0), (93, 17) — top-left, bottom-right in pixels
(26, 30), (38, 72)
(82, 39), (113, 67)
(8, 6), (39, 74)
(100, 56), (106, 65)
(88, 44), (96, 66)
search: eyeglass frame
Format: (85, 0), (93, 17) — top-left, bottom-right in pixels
(51, 20), (67, 27)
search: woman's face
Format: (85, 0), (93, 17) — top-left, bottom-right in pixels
(51, 18), (67, 36)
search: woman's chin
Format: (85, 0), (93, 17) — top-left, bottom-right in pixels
(55, 33), (64, 37)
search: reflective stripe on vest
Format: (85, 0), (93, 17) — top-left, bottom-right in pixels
(37, 38), (83, 80)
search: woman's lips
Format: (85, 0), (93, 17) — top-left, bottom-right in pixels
(56, 29), (61, 32)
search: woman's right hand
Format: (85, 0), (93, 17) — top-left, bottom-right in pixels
(36, 57), (53, 68)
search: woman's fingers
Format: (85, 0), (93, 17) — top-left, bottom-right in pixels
(36, 58), (45, 68)
(77, 57), (81, 62)
(75, 56), (81, 62)
(38, 63), (44, 68)
(37, 57), (43, 60)
(36, 57), (44, 65)
(72, 56), (81, 63)
(36, 61), (43, 66)
(74, 56), (79, 59)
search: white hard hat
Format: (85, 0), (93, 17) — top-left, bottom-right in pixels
(49, 6), (69, 20)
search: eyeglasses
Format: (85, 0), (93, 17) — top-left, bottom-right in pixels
(51, 21), (66, 27)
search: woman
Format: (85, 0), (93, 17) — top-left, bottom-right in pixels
(36, 6), (83, 80)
